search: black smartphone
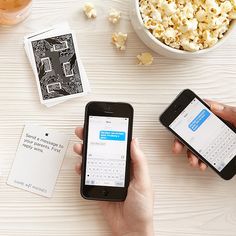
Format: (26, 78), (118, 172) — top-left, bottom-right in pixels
(81, 101), (134, 201)
(160, 89), (236, 180)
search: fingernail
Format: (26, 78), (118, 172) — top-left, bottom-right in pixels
(211, 103), (224, 112)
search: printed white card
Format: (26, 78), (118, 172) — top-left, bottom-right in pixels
(7, 125), (69, 198)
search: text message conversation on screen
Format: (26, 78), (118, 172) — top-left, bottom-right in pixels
(169, 98), (236, 171)
(85, 116), (129, 187)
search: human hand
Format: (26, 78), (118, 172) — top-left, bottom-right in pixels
(172, 100), (236, 171)
(74, 127), (154, 236)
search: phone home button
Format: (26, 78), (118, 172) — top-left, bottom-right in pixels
(102, 189), (108, 196)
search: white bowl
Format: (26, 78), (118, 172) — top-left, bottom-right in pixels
(130, 0), (236, 59)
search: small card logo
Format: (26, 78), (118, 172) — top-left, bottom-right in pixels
(63, 62), (74, 77)
(41, 57), (52, 73)
(53, 41), (68, 51)
(46, 82), (62, 93)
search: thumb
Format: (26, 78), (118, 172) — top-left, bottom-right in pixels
(206, 100), (236, 127)
(130, 138), (151, 186)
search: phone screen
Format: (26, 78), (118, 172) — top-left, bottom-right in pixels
(85, 116), (129, 187)
(169, 98), (236, 172)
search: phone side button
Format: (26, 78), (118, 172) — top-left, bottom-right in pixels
(102, 189), (108, 196)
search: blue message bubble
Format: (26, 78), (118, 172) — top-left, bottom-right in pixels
(188, 109), (210, 132)
(99, 130), (126, 141)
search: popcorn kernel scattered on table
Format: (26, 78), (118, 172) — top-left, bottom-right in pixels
(112, 32), (128, 50)
(137, 52), (154, 65)
(83, 2), (97, 19)
(108, 8), (121, 24)
(139, 0), (235, 52)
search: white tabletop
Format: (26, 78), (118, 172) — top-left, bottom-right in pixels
(0, 0), (236, 235)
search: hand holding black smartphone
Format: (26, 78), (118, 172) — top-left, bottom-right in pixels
(81, 102), (133, 201)
(160, 89), (236, 180)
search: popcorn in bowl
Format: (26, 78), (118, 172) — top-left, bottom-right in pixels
(139, 0), (236, 52)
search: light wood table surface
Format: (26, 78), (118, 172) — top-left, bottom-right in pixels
(0, 0), (236, 235)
